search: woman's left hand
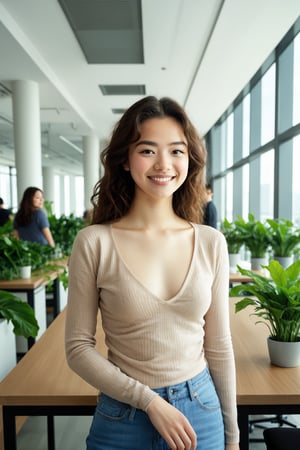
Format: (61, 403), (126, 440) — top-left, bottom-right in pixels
(226, 444), (240, 450)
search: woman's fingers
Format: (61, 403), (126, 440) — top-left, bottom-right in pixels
(146, 396), (197, 449)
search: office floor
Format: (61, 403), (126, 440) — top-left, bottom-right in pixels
(15, 414), (300, 450)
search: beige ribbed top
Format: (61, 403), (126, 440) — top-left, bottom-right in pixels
(65, 223), (239, 444)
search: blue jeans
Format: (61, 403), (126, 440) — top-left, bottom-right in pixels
(86, 367), (225, 449)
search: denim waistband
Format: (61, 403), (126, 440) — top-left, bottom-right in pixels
(152, 367), (210, 402)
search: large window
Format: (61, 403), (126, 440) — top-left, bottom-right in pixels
(207, 17), (300, 228)
(292, 136), (300, 226)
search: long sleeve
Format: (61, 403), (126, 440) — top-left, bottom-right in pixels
(203, 231), (239, 444)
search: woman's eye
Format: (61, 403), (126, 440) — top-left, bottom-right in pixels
(172, 149), (185, 155)
(140, 149), (155, 155)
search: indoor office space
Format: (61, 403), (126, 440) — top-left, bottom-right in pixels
(1, 1), (300, 450)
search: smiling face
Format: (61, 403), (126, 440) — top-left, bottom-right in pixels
(125, 117), (189, 201)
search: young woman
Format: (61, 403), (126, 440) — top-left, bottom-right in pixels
(65, 96), (240, 450)
(13, 186), (55, 247)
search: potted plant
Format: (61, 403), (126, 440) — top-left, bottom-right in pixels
(0, 235), (58, 280)
(266, 218), (300, 268)
(0, 289), (39, 338)
(229, 260), (300, 367)
(234, 213), (270, 269)
(220, 218), (244, 271)
(0, 290), (39, 379)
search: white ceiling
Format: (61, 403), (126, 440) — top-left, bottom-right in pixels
(0, 0), (299, 176)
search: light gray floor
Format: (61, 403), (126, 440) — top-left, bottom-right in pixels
(16, 414), (300, 450)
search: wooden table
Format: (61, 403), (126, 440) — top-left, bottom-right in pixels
(229, 272), (253, 285)
(1, 301), (300, 450)
(0, 309), (104, 450)
(230, 297), (300, 449)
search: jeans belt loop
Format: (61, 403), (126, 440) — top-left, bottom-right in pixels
(186, 379), (194, 401)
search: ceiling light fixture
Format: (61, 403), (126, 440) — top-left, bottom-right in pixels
(59, 135), (83, 154)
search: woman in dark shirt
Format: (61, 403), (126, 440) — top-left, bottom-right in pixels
(13, 186), (55, 247)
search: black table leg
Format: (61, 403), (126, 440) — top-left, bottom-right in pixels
(47, 415), (55, 450)
(238, 407), (249, 450)
(2, 406), (17, 450)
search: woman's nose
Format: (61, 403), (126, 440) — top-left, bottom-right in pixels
(154, 155), (171, 171)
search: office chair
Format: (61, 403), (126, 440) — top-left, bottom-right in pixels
(249, 414), (297, 432)
(249, 415), (297, 444)
(263, 427), (300, 449)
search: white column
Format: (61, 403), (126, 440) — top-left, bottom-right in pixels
(12, 80), (42, 201)
(82, 135), (99, 211)
(42, 166), (55, 207)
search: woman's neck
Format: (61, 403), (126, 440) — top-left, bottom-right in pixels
(115, 196), (187, 231)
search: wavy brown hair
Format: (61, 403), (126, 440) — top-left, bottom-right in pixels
(91, 96), (207, 224)
(15, 187), (43, 226)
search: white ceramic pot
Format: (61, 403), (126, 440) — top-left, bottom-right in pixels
(267, 337), (300, 367)
(19, 265), (31, 279)
(251, 257), (268, 270)
(273, 256), (294, 269)
(0, 319), (17, 380)
(229, 253), (240, 273)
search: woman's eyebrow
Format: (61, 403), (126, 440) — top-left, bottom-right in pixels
(135, 140), (187, 148)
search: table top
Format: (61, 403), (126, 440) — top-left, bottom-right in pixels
(229, 269), (266, 284)
(0, 308), (103, 406)
(0, 259), (68, 290)
(229, 272), (253, 283)
(0, 299), (299, 407)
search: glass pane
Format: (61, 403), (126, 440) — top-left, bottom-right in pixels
(220, 121), (226, 172)
(54, 175), (60, 217)
(242, 164), (249, 219)
(242, 94), (250, 158)
(292, 135), (300, 226)
(260, 150), (274, 220)
(261, 64), (276, 145)
(226, 113), (234, 168)
(64, 175), (70, 216)
(293, 33), (300, 126)
(0, 167), (10, 208)
(226, 171), (233, 221)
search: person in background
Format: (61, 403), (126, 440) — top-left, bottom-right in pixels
(203, 183), (218, 228)
(83, 208), (93, 226)
(65, 96), (240, 450)
(13, 187), (55, 247)
(0, 197), (11, 226)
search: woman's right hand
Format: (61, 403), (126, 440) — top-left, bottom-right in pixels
(146, 396), (197, 449)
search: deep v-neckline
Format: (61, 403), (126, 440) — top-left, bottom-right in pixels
(110, 223), (196, 302)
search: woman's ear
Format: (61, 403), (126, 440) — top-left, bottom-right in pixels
(123, 162), (130, 171)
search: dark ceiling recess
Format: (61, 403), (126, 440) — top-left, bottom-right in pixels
(112, 108), (127, 114)
(99, 84), (146, 95)
(58, 0), (144, 64)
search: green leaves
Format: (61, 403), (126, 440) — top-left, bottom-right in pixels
(234, 213), (270, 257)
(230, 260), (300, 342)
(220, 218), (244, 253)
(48, 213), (84, 255)
(0, 236), (56, 280)
(0, 290), (39, 338)
(266, 218), (300, 257)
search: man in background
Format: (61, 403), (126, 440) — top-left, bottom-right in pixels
(203, 183), (218, 228)
(0, 197), (11, 226)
